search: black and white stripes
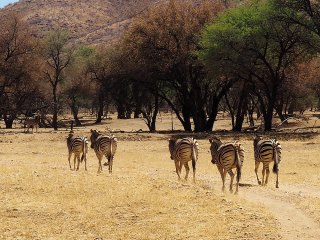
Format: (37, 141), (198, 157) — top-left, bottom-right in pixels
(90, 129), (118, 173)
(253, 136), (282, 188)
(209, 137), (245, 193)
(168, 137), (199, 182)
(67, 131), (89, 171)
(65, 131), (283, 192)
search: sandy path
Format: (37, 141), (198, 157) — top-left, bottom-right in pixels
(240, 185), (320, 240)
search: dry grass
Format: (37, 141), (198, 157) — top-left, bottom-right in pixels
(0, 113), (320, 239)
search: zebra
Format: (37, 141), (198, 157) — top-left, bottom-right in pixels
(209, 137), (244, 193)
(90, 129), (117, 173)
(168, 137), (199, 183)
(67, 131), (89, 171)
(24, 115), (40, 133)
(253, 135), (282, 188)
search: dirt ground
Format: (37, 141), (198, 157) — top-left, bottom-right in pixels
(0, 113), (320, 239)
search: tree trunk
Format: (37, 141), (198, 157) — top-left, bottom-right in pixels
(205, 98), (219, 131)
(117, 104), (125, 119)
(276, 97), (286, 122)
(264, 109), (273, 131)
(70, 100), (81, 126)
(150, 94), (159, 132)
(182, 105), (192, 131)
(4, 114), (14, 129)
(233, 102), (247, 131)
(96, 91), (104, 123)
(247, 109), (255, 127)
(134, 109), (141, 118)
(264, 86), (278, 131)
(52, 85), (58, 130)
(193, 107), (207, 132)
(233, 83), (248, 132)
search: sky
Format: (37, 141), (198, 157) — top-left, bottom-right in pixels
(0, 0), (19, 9)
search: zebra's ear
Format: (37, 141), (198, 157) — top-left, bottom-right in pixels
(90, 129), (93, 133)
(209, 138), (213, 143)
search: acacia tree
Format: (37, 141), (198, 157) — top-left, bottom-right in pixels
(277, 0), (320, 36)
(86, 45), (123, 123)
(41, 30), (73, 130)
(124, 0), (224, 132)
(200, 1), (316, 131)
(288, 60), (320, 111)
(63, 47), (94, 126)
(0, 14), (42, 128)
(221, 80), (251, 131)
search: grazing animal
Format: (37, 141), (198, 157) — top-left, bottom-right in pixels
(24, 115), (40, 133)
(66, 131), (89, 171)
(253, 135), (282, 188)
(168, 137), (199, 182)
(209, 137), (244, 193)
(90, 129), (117, 173)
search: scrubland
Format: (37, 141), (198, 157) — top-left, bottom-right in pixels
(0, 113), (320, 239)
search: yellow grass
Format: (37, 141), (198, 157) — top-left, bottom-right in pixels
(1, 113), (320, 239)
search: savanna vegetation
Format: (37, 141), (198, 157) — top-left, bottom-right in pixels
(1, 1), (320, 239)
(1, 0), (320, 132)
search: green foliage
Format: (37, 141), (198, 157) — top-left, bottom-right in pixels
(199, 0), (317, 75)
(75, 45), (95, 60)
(199, 0), (318, 130)
(295, 93), (318, 112)
(45, 29), (70, 54)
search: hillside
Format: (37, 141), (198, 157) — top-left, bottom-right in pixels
(0, 0), (161, 45)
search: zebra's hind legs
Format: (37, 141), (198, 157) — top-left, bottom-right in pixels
(184, 163), (190, 181)
(174, 160), (182, 181)
(255, 161), (261, 185)
(228, 170), (234, 193)
(108, 158), (113, 173)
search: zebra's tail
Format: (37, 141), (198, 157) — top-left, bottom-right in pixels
(191, 139), (198, 172)
(81, 138), (88, 162)
(111, 138), (114, 158)
(272, 141), (279, 174)
(234, 142), (242, 182)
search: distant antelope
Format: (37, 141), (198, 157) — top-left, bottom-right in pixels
(253, 135), (282, 188)
(90, 129), (117, 173)
(67, 131), (89, 171)
(168, 137), (199, 182)
(24, 115), (40, 133)
(209, 137), (244, 193)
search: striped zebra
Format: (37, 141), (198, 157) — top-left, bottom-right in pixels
(90, 129), (117, 173)
(24, 115), (40, 133)
(168, 137), (199, 183)
(253, 136), (282, 188)
(209, 137), (244, 193)
(67, 131), (89, 171)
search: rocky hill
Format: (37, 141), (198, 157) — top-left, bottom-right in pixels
(0, 0), (162, 45)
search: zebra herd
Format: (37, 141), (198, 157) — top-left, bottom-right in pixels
(169, 136), (282, 193)
(66, 129), (117, 173)
(67, 130), (282, 193)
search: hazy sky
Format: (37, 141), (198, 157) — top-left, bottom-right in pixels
(0, 0), (19, 8)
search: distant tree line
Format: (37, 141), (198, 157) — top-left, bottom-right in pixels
(1, 0), (320, 131)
